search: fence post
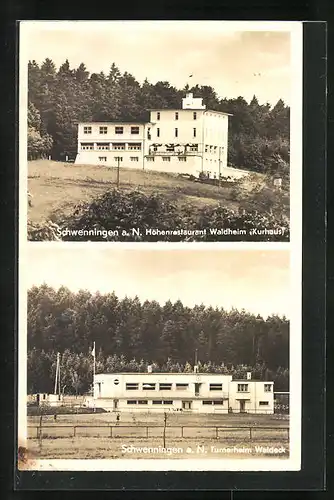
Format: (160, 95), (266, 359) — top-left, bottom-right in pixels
(249, 427), (252, 440)
(73, 426), (76, 438)
(216, 427), (219, 440)
(110, 426), (113, 438)
(181, 427), (184, 438)
(146, 426), (148, 438)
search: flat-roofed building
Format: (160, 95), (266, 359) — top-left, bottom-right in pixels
(75, 121), (149, 169)
(74, 93), (247, 180)
(86, 370), (274, 414)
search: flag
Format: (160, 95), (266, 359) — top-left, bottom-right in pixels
(91, 342), (95, 357)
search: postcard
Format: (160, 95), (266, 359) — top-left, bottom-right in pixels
(17, 20), (303, 476)
(17, 244), (301, 472)
(20, 20), (302, 243)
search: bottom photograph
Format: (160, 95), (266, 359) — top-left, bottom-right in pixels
(19, 245), (295, 471)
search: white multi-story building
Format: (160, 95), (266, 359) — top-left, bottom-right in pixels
(74, 93), (247, 180)
(87, 370), (274, 414)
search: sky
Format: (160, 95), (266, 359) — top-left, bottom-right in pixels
(21, 21), (295, 106)
(25, 245), (290, 319)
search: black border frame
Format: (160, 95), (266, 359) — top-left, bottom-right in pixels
(10, 20), (326, 492)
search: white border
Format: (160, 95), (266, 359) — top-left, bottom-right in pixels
(18, 20), (303, 472)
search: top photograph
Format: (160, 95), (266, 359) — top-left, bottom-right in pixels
(20, 21), (302, 242)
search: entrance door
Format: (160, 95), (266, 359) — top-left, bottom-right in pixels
(114, 399), (118, 410)
(194, 383), (201, 396)
(182, 401), (192, 410)
(239, 400), (246, 413)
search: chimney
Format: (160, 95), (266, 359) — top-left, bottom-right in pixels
(147, 365), (152, 373)
(246, 372), (251, 380)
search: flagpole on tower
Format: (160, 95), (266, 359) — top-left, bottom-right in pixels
(187, 74), (193, 91)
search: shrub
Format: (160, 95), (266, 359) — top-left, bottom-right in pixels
(33, 189), (289, 242)
(27, 221), (62, 241)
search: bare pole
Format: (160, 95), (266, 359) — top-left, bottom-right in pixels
(54, 352), (59, 395)
(92, 341), (96, 398)
(58, 354), (61, 397)
(116, 157), (120, 188)
(218, 146), (221, 191)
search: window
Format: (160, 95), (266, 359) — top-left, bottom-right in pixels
(137, 400), (148, 405)
(114, 379), (119, 385)
(43, 394), (46, 400)
(113, 143), (125, 150)
(99, 126), (108, 134)
(126, 383), (139, 390)
(131, 126), (140, 134)
(193, 112), (197, 120)
(81, 143), (94, 150)
(202, 400), (212, 405)
(209, 384), (223, 391)
(83, 126), (92, 134)
(128, 143), (141, 151)
(213, 400), (224, 405)
(157, 112), (160, 120)
(157, 128), (160, 137)
(175, 128), (178, 137)
(264, 384), (272, 392)
(193, 128), (197, 138)
(98, 156), (107, 162)
(237, 384), (249, 392)
(166, 145), (174, 152)
(259, 401), (269, 406)
(159, 383), (172, 390)
(146, 157), (155, 162)
(162, 157), (171, 162)
(176, 383), (188, 390)
(142, 383), (156, 390)
(175, 112), (179, 120)
(147, 128), (151, 139)
(189, 145), (198, 152)
(182, 401), (192, 409)
(127, 400), (137, 405)
(153, 400), (173, 405)
(96, 143), (110, 150)
(178, 157), (186, 162)
(115, 126), (123, 134)
(130, 156), (139, 162)
(114, 156), (123, 162)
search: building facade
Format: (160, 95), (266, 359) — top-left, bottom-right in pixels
(86, 371), (274, 414)
(74, 93), (247, 180)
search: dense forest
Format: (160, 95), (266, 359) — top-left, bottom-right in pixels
(27, 285), (289, 394)
(28, 59), (290, 176)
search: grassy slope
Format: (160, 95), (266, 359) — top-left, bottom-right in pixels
(27, 160), (264, 224)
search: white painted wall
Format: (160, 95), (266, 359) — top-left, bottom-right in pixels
(74, 96), (232, 178)
(91, 373), (274, 414)
(229, 381), (274, 414)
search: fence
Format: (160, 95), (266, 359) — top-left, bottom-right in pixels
(28, 424), (289, 442)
